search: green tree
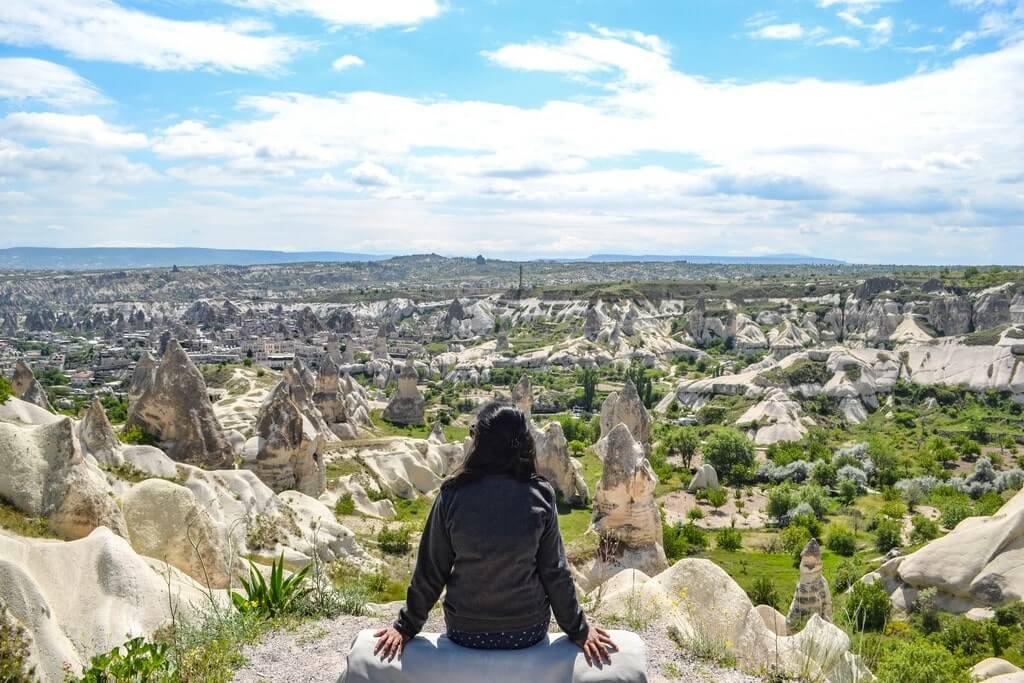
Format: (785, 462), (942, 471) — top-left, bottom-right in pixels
(662, 426), (700, 469)
(702, 428), (755, 482)
(579, 367), (598, 412)
(625, 362), (654, 408)
(876, 639), (970, 683)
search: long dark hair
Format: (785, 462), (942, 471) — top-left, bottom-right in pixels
(443, 401), (537, 490)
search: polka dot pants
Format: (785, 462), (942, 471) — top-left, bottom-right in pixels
(446, 619), (550, 650)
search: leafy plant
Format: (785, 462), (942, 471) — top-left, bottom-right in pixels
(715, 527), (742, 551)
(910, 515), (939, 544)
(377, 525), (412, 555)
(875, 638), (971, 683)
(0, 603), (36, 682)
(79, 637), (174, 682)
(749, 576), (778, 609)
(334, 494), (356, 517)
(874, 517), (902, 553)
(118, 424), (159, 446)
(825, 524), (857, 556)
(0, 377), (12, 405)
(231, 553), (312, 618)
(846, 580), (891, 631)
(704, 487), (728, 510)
(702, 428), (755, 482)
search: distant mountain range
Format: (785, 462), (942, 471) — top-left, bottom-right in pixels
(581, 253), (846, 265)
(0, 247), (845, 270)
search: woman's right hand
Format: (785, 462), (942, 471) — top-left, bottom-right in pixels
(573, 626), (617, 665)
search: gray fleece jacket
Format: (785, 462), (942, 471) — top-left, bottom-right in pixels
(393, 474), (589, 642)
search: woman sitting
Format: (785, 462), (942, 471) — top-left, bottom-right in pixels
(373, 402), (616, 665)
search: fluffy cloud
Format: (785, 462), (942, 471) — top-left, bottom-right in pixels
(749, 23), (805, 40)
(332, 55), (365, 71)
(0, 0), (304, 72)
(349, 161), (398, 187)
(226, 0), (444, 28)
(0, 113), (148, 149)
(0, 58), (104, 106)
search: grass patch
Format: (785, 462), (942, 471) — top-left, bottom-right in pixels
(0, 497), (53, 539)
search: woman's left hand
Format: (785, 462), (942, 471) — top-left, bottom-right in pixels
(373, 626), (411, 662)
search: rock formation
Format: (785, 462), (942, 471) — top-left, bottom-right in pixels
(77, 396), (120, 458)
(12, 360), (52, 411)
(126, 339), (234, 468)
(511, 373), (532, 417)
(312, 354), (359, 439)
(382, 358), (425, 426)
(736, 388), (809, 445)
(128, 350), (157, 405)
(595, 379), (650, 456)
(121, 478), (230, 588)
(295, 306), (323, 337)
(0, 405), (127, 540)
(588, 424), (666, 585)
(373, 329), (389, 360)
(787, 539), (833, 631)
(583, 306), (602, 341)
(532, 421), (589, 506)
(687, 464), (719, 493)
(243, 380), (326, 497)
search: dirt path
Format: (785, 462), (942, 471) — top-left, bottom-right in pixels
(232, 611), (763, 683)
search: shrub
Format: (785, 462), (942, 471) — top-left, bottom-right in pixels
(79, 636), (173, 682)
(833, 559), (863, 592)
(716, 527), (742, 551)
(986, 619), (1012, 657)
(779, 525), (811, 558)
(687, 507), (704, 520)
(664, 522), (708, 561)
(994, 600), (1024, 627)
(910, 515), (939, 544)
(749, 576), (778, 609)
(875, 638), (971, 683)
(705, 487), (728, 509)
(118, 424), (158, 446)
(847, 580), (891, 631)
(825, 524), (857, 556)
(914, 587), (941, 633)
(879, 500), (906, 520)
(0, 377), (11, 405)
(838, 478), (859, 506)
(702, 429), (755, 482)
(798, 483), (829, 518)
(812, 461), (837, 487)
(767, 485), (797, 522)
(377, 526), (412, 555)
(231, 553), (312, 618)
(941, 501), (973, 529)
(874, 518), (902, 553)
(334, 494), (356, 517)
(790, 510), (822, 538)
(0, 603), (35, 682)
(936, 616), (986, 656)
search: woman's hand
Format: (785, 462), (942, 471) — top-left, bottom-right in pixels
(573, 626), (617, 666)
(373, 626), (411, 662)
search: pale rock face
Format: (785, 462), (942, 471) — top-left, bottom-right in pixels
(511, 374), (533, 417)
(342, 373), (373, 429)
(787, 539), (833, 631)
(887, 488), (1024, 610)
(321, 475), (397, 520)
(734, 317), (768, 352)
(0, 527), (217, 681)
(12, 360), (52, 412)
(583, 306), (602, 341)
(373, 332), (389, 360)
(244, 380), (326, 497)
(839, 397), (868, 424)
(382, 359), (425, 426)
(974, 285), (1014, 331)
(589, 424), (666, 584)
(970, 658), (1023, 681)
(127, 350), (156, 405)
(532, 421), (589, 506)
(121, 478), (230, 588)
(736, 388), (809, 445)
(768, 319), (811, 357)
(596, 380), (651, 456)
(126, 339), (233, 468)
(687, 464), (719, 493)
(313, 355), (361, 440)
(0, 414), (127, 540)
(77, 396), (120, 458)
(588, 559), (869, 683)
(929, 295), (973, 336)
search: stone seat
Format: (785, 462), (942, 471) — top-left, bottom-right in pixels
(341, 629), (647, 683)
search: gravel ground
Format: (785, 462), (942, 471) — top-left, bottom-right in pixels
(232, 609), (763, 683)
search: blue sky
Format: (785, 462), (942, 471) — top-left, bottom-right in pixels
(0, 0), (1022, 264)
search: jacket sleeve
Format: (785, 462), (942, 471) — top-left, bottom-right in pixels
(393, 491), (454, 638)
(536, 484), (590, 642)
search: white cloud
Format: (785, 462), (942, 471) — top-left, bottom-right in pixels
(0, 0), (304, 72)
(818, 36), (862, 47)
(332, 54), (365, 71)
(0, 113), (148, 149)
(482, 29), (671, 83)
(749, 23), (805, 40)
(0, 58), (104, 107)
(349, 161), (398, 187)
(226, 0), (444, 28)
